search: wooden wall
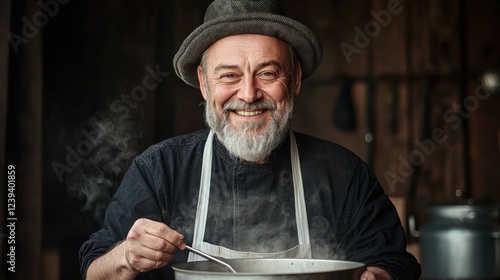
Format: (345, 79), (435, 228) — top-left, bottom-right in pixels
(291, 0), (500, 209)
(1, 0), (500, 279)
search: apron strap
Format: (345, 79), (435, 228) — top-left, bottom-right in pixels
(190, 130), (214, 258)
(290, 131), (311, 246)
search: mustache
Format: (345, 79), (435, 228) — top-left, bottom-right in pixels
(223, 100), (277, 112)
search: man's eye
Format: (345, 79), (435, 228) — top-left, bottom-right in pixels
(259, 71), (277, 80)
(220, 73), (239, 82)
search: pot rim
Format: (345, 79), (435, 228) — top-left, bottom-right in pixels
(172, 258), (365, 276)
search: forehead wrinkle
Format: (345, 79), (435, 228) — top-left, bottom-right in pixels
(256, 60), (283, 71)
(214, 64), (240, 74)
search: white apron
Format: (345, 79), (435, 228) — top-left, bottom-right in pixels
(188, 130), (312, 261)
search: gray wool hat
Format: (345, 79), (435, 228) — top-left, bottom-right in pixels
(173, 0), (323, 88)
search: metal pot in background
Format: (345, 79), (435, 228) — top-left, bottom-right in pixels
(411, 204), (500, 279)
(173, 258), (365, 280)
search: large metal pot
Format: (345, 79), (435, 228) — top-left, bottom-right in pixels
(417, 204), (500, 279)
(173, 258), (365, 280)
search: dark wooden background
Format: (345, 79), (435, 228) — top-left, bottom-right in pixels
(1, 0), (500, 279)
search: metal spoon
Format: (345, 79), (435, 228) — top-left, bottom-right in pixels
(184, 245), (237, 273)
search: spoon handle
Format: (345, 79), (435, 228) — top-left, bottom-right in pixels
(184, 245), (237, 273)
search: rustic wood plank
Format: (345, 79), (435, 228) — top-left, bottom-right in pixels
(408, 0), (467, 206)
(0, 0), (10, 269)
(171, 0), (210, 136)
(294, 0), (372, 165)
(8, 0), (44, 277)
(465, 0), (500, 202)
(370, 0), (410, 196)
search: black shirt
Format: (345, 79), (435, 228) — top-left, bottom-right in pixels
(80, 129), (421, 279)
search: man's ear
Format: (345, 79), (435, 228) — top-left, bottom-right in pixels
(197, 65), (208, 100)
(294, 60), (302, 97)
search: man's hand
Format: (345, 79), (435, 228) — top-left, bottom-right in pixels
(86, 218), (186, 280)
(360, 266), (393, 280)
(124, 218), (186, 272)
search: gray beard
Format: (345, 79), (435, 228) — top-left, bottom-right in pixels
(204, 98), (294, 162)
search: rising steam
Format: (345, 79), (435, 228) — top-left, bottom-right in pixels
(66, 108), (143, 224)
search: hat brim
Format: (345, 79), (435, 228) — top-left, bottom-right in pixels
(173, 12), (322, 88)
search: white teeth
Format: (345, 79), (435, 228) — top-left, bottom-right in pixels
(235, 110), (262, 116)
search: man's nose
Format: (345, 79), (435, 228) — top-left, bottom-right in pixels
(237, 76), (262, 103)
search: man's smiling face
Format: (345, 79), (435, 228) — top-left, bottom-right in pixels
(198, 34), (302, 162)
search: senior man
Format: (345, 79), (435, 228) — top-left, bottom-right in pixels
(80, 0), (421, 279)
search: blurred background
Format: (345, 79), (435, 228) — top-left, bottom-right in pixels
(1, 0), (500, 279)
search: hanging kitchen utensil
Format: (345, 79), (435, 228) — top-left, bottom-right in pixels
(365, 40), (376, 168)
(333, 76), (356, 131)
(405, 75), (431, 243)
(389, 81), (399, 134)
(365, 77), (376, 168)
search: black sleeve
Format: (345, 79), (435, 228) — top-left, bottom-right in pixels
(78, 156), (165, 279)
(338, 159), (421, 279)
